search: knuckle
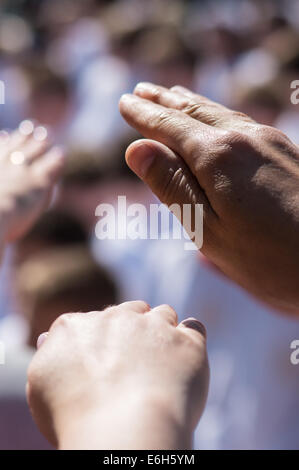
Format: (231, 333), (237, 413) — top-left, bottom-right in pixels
(118, 300), (150, 313)
(154, 108), (189, 136)
(158, 162), (201, 209)
(134, 300), (150, 310)
(215, 130), (248, 148)
(149, 86), (162, 101)
(198, 131), (252, 182)
(231, 110), (253, 122)
(159, 304), (178, 320)
(255, 125), (288, 144)
(110, 304), (122, 314)
(50, 312), (73, 330)
(212, 131), (253, 163)
(170, 84), (181, 91)
(160, 166), (185, 203)
(160, 303), (176, 313)
(103, 305), (120, 317)
(155, 110), (173, 130)
(181, 101), (201, 118)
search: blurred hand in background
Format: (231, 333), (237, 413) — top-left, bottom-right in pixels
(0, 123), (64, 247)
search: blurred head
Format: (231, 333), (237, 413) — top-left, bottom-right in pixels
(57, 139), (144, 230)
(16, 246), (118, 348)
(24, 62), (71, 128)
(235, 82), (284, 126)
(57, 149), (109, 230)
(15, 209), (88, 266)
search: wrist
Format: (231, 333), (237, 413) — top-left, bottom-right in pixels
(0, 209), (9, 254)
(0, 198), (14, 245)
(56, 390), (192, 450)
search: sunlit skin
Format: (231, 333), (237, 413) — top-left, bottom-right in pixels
(27, 302), (209, 450)
(120, 83), (299, 315)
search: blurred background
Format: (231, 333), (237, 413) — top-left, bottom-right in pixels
(0, 0), (299, 450)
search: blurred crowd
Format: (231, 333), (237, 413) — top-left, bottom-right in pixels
(0, 0), (299, 450)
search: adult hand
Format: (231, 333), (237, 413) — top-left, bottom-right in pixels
(119, 83), (299, 314)
(0, 122), (64, 245)
(27, 301), (209, 450)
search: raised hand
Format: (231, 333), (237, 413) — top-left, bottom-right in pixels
(0, 121), (64, 245)
(119, 83), (299, 314)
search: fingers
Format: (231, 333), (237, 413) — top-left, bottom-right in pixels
(148, 306), (207, 344)
(172, 85), (255, 128)
(118, 300), (151, 314)
(119, 93), (211, 169)
(6, 119), (36, 153)
(125, 139), (213, 223)
(118, 302), (179, 326)
(16, 139), (49, 166)
(170, 85), (195, 98)
(20, 128), (49, 165)
(134, 82), (254, 129)
(135, 82), (229, 127)
(0, 121), (50, 162)
(177, 317), (207, 343)
(0, 130), (29, 160)
(149, 304), (178, 326)
(37, 332), (49, 349)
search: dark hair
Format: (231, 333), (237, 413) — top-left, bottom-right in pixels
(20, 209), (88, 246)
(18, 246), (119, 313)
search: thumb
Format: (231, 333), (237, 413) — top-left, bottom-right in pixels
(126, 139), (201, 205)
(125, 139), (209, 247)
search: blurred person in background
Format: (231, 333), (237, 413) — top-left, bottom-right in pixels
(0, 118), (65, 328)
(14, 208), (88, 266)
(0, 245), (118, 449)
(0, 209), (89, 348)
(0, 120), (65, 448)
(57, 140), (153, 232)
(23, 63), (73, 143)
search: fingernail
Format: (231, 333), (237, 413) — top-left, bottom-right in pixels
(33, 126), (48, 142)
(37, 332), (48, 349)
(181, 318), (207, 338)
(19, 120), (34, 136)
(126, 144), (155, 179)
